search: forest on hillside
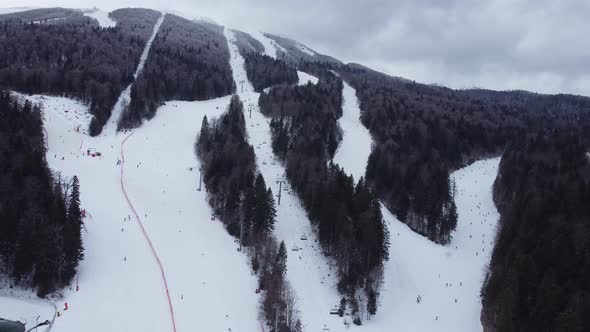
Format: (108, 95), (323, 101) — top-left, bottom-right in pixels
(119, 14), (234, 129)
(196, 95), (302, 331)
(335, 63), (590, 245)
(0, 8), (161, 136)
(243, 52), (298, 93)
(481, 131), (590, 331)
(259, 64), (389, 323)
(0, 91), (83, 297)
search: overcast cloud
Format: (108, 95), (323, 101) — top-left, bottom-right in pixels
(2, 0), (588, 96)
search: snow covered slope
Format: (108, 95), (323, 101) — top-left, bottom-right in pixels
(226, 28), (346, 331)
(103, 13), (164, 135)
(364, 158), (500, 331)
(11, 72), (263, 332)
(297, 71), (319, 86)
(331, 80), (372, 182)
(0, 295), (55, 330)
(83, 9), (116, 28)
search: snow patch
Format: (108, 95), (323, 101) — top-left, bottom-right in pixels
(83, 9), (116, 28)
(32, 17), (65, 24)
(297, 71), (319, 86)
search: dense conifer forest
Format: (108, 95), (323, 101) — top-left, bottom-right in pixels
(334, 63), (590, 245)
(243, 53), (299, 93)
(259, 65), (388, 322)
(119, 14), (234, 129)
(0, 8), (161, 136)
(196, 95), (301, 331)
(0, 91), (83, 297)
(481, 131), (590, 331)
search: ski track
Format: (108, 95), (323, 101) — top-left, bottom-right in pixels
(332, 76), (502, 331)
(103, 13), (165, 135)
(331, 79), (371, 183)
(120, 132), (177, 332)
(226, 28), (347, 331)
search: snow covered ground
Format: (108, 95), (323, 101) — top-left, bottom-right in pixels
(0, 294), (55, 331)
(249, 31), (285, 59)
(226, 28), (346, 331)
(83, 9), (116, 28)
(331, 80), (372, 182)
(14, 91), (262, 332)
(297, 71), (319, 86)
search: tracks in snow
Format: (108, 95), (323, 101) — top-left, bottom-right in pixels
(120, 132), (177, 332)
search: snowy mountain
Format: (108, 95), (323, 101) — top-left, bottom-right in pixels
(1, 6), (589, 332)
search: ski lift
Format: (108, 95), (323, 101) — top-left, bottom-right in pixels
(300, 235), (308, 241)
(329, 308), (339, 315)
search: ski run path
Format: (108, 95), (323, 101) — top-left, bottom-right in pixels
(3, 17), (500, 331)
(103, 14), (165, 135)
(331, 70), (501, 331)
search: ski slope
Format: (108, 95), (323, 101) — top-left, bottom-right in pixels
(297, 71), (319, 86)
(83, 9), (116, 28)
(332, 78), (501, 331)
(226, 28), (347, 331)
(103, 13), (165, 135)
(21, 91), (262, 332)
(331, 80), (372, 182)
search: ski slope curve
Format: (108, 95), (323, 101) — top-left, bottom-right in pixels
(120, 132), (177, 332)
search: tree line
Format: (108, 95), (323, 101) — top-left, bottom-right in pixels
(196, 95), (302, 331)
(243, 52), (299, 93)
(0, 91), (83, 297)
(0, 8), (162, 136)
(481, 130), (590, 331)
(260, 65), (389, 323)
(119, 14), (234, 129)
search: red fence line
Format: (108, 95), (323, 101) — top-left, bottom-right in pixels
(120, 132), (177, 332)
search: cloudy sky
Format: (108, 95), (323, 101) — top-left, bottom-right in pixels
(2, 0), (588, 96)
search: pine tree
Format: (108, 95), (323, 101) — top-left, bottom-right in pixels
(275, 241), (287, 276)
(265, 188), (277, 232)
(198, 115), (210, 150)
(63, 176), (84, 284)
(367, 288), (377, 316)
(253, 174), (268, 234)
